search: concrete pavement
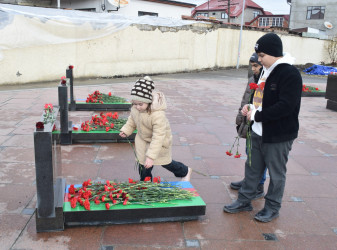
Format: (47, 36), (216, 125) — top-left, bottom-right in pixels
(0, 69), (336, 249)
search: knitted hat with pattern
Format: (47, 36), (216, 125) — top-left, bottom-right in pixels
(131, 76), (155, 103)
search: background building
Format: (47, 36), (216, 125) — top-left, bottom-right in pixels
(289, 0), (337, 38)
(0, 0), (196, 19)
(192, 0), (265, 24)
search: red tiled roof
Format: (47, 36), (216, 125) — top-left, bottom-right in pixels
(192, 0), (264, 17)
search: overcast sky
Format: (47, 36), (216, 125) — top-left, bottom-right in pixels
(190, 0), (291, 15)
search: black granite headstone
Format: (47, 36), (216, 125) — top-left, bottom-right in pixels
(34, 108), (65, 232)
(58, 80), (72, 144)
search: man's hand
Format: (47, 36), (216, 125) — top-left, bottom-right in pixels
(145, 157), (154, 169)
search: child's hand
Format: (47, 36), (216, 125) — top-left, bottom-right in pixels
(119, 131), (127, 138)
(145, 157), (154, 169)
(241, 104), (249, 116)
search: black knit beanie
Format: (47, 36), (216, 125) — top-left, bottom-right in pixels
(254, 33), (283, 57)
(131, 76), (155, 103)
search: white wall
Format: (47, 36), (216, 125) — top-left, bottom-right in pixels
(0, 23), (330, 85)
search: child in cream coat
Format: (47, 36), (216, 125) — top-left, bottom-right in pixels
(119, 76), (192, 181)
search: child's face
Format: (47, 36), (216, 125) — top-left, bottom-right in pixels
(250, 62), (262, 76)
(257, 52), (278, 69)
(132, 101), (149, 112)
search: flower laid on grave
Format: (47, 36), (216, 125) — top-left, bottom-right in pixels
(86, 90), (128, 104)
(302, 84), (320, 93)
(36, 121), (44, 130)
(61, 76), (66, 84)
(80, 112), (127, 132)
(43, 103), (56, 125)
(67, 177), (195, 210)
(226, 82), (259, 165)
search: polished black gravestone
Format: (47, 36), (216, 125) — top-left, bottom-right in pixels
(34, 106), (66, 232)
(58, 80), (72, 144)
(325, 74), (337, 111)
(66, 67), (131, 111)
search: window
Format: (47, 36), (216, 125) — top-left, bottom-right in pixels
(221, 12), (228, 19)
(272, 17), (283, 27)
(76, 8), (96, 12)
(198, 12), (208, 17)
(306, 6), (325, 19)
(259, 17), (269, 27)
(253, 11), (259, 18)
(138, 11), (158, 17)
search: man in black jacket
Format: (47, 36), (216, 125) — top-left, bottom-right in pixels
(223, 33), (303, 223)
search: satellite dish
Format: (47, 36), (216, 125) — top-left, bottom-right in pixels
(324, 21), (333, 29)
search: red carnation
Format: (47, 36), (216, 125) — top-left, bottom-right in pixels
(226, 150), (233, 156)
(68, 184), (75, 194)
(70, 198), (77, 208)
(249, 82), (259, 90)
(105, 203), (110, 210)
(144, 177), (151, 182)
(84, 199), (90, 210)
(234, 153), (241, 158)
(153, 176), (161, 183)
(36, 122), (44, 130)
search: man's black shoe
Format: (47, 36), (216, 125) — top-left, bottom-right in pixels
(254, 208), (279, 222)
(253, 183), (265, 200)
(223, 200), (253, 213)
(230, 180), (243, 190)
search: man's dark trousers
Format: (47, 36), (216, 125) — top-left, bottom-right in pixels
(238, 131), (293, 212)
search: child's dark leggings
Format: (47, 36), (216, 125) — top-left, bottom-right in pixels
(139, 160), (188, 181)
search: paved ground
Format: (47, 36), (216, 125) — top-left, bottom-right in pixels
(0, 69), (336, 250)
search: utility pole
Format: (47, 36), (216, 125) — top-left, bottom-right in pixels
(227, 0), (230, 23)
(219, 0), (235, 23)
(236, 0), (246, 69)
(208, 0), (209, 17)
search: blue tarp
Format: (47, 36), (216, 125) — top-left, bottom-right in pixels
(303, 64), (337, 75)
